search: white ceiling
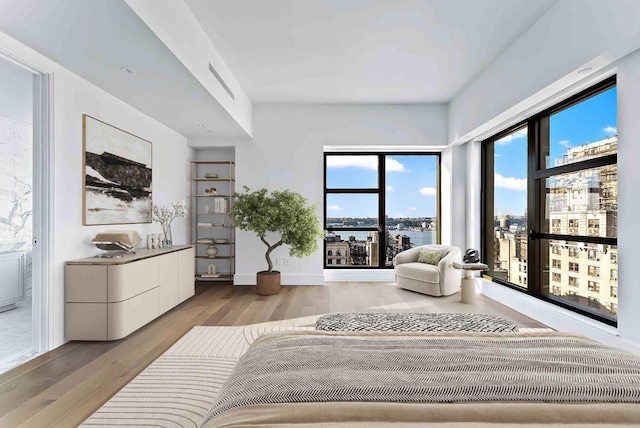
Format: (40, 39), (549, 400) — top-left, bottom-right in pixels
(0, 0), (557, 139)
(185, 0), (556, 103)
(0, 0), (249, 138)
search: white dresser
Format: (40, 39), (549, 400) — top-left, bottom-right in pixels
(65, 245), (194, 341)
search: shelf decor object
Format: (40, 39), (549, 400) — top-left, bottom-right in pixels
(206, 245), (219, 257)
(91, 230), (142, 257)
(152, 200), (187, 247)
(82, 115), (152, 225)
(190, 160), (235, 282)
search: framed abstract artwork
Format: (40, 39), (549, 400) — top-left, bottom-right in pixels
(82, 115), (153, 225)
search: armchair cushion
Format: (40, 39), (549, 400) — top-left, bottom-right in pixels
(395, 262), (440, 283)
(417, 248), (449, 265)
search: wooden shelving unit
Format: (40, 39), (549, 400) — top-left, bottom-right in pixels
(190, 161), (235, 282)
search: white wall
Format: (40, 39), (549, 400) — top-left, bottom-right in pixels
(616, 47), (640, 347)
(441, 143), (468, 255)
(196, 147), (235, 163)
(0, 30), (194, 349)
(197, 103), (448, 285)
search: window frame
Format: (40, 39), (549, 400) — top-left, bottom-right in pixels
(481, 75), (618, 326)
(324, 152), (441, 269)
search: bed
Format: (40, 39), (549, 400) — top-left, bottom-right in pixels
(201, 330), (640, 427)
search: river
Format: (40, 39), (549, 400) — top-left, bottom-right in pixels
(330, 229), (437, 247)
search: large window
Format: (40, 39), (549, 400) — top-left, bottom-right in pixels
(324, 153), (440, 268)
(482, 76), (618, 325)
(487, 127), (529, 288)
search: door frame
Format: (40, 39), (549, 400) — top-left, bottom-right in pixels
(0, 49), (54, 353)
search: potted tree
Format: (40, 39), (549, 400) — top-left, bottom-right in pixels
(230, 186), (323, 295)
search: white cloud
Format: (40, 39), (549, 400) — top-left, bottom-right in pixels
(326, 155), (377, 170)
(386, 185), (394, 192)
(603, 125), (617, 135)
(386, 158), (406, 172)
(494, 154), (501, 158)
(408, 207), (417, 211)
(495, 128), (527, 145)
(326, 155), (406, 172)
(494, 173), (526, 191)
(559, 139), (571, 148)
(419, 187), (436, 196)
(327, 204), (344, 211)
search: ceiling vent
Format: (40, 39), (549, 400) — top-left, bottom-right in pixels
(208, 63), (235, 100)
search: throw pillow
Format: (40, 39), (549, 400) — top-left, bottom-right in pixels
(417, 248), (449, 265)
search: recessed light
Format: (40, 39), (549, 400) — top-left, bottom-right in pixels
(578, 67), (593, 75)
(119, 66), (135, 74)
(198, 123), (207, 128)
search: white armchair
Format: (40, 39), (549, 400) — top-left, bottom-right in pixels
(393, 245), (462, 296)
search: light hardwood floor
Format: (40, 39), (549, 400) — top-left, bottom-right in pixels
(0, 282), (546, 427)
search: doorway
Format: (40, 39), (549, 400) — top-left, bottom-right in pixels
(0, 51), (51, 374)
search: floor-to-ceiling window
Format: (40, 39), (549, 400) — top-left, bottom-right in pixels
(482, 76), (618, 325)
(324, 153), (440, 268)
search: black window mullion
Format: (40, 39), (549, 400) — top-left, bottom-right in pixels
(534, 232), (617, 246)
(325, 188), (379, 194)
(532, 154), (617, 180)
(527, 120), (539, 295)
(436, 153), (442, 244)
(378, 155), (386, 268)
(481, 141), (494, 276)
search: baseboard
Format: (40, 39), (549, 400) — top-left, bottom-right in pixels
(323, 269), (396, 282)
(480, 279), (640, 355)
(233, 273), (324, 286)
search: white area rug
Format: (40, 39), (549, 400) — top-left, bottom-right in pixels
(81, 320), (551, 427)
(81, 325), (312, 427)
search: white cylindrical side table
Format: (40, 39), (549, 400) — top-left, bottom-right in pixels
(452, 261), (488, 304)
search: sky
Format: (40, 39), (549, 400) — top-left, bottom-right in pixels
(326, 155), (438, 219)
(494, 86), (617, 217)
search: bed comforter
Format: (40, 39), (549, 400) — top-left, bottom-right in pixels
(202, 330), (640, 427)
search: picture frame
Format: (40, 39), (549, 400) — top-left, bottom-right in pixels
(82, 115), (153, 225)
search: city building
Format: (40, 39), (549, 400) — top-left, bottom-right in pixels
(494, 137), (618, 317)
(547, 137), (618, 317)
(326, 242), (351, 266)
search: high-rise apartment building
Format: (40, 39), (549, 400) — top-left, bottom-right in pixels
(494, 137), (617, 317)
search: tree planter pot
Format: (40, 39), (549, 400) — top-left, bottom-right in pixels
(256, 271), (281, 295)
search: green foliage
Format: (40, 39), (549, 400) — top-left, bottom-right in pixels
(230, 186), (323, 271)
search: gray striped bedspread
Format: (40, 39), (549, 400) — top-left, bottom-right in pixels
(203, 331), (640, 424)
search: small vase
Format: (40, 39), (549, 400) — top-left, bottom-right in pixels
(206, 245), (218, 257)
(161, 223), (173, 247)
